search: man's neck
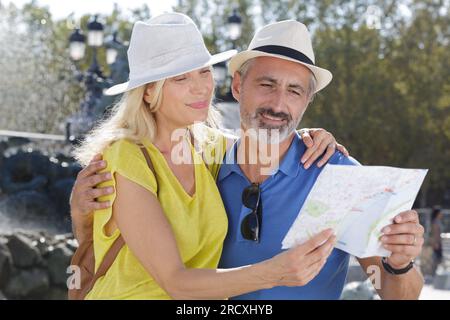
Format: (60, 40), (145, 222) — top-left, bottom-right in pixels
(237, 132), (296, 184)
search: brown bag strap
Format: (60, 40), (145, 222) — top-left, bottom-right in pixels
(84, 143), (157, 293)
(85, 235), (125, 293)
(138, 144), (157, 177)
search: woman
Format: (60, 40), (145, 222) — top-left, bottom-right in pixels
(73, 13), (345, 299)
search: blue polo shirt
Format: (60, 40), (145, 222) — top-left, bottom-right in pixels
(217, 132), (360, 300)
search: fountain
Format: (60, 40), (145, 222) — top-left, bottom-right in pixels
(0, 6), (128, 299)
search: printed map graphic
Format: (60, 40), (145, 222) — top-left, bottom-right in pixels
(282, 165), (428, 258)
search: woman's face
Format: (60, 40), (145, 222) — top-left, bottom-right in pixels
(148, 67), (214, 129)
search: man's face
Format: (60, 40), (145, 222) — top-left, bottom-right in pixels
(232, 56), (313, 144)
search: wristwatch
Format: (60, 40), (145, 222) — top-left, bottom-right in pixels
(381, 257), (414, 275)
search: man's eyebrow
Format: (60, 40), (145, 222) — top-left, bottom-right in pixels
(288, 83), (306, 94)
(255, 76), (307, 93)
(255, 76), (278, 84)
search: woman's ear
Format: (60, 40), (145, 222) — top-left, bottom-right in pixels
(143, 84), (154, 104)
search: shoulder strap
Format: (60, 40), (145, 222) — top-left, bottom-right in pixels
(85, 235), (125, 295)
(138, 144), (157, 176)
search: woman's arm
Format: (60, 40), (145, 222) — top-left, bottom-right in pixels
(70, 128), (349, 244)
(111, 172), (336, 299)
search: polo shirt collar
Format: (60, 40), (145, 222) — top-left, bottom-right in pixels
(217, 140), (243, 182)
(276, 131), (305, 178)
(217, 132), (305, 182)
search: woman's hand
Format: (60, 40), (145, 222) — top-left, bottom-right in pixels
(259, 229), (336, 287)
(298, 128), (350, 169)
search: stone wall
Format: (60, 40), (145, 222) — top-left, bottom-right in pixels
(0, 230), (76, 300)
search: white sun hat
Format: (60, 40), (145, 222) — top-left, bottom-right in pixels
(228, 20), (333, 93)
(105, 12), (237, 96)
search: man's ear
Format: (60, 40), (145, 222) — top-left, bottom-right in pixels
(231, 71), (242, 102)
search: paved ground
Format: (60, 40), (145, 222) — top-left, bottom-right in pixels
(420, 285), (450, 300)
(346, 256), (450, 300)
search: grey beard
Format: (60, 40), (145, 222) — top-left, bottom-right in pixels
(241, 107), (300, 144)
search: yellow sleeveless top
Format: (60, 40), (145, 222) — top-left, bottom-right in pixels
(85, 127), (228, 299)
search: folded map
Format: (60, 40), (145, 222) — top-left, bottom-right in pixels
(281, 165), (428, 258)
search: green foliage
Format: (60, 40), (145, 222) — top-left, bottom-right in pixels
(179, 0), (449, 204)
(0, 0), (448, 204)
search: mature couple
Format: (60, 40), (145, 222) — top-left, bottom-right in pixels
(69, 12), (425, 299)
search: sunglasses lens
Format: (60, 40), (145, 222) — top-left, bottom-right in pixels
(241, 211), (259, 241)
(241, 183), (262, 242)
(242, 184), (260, 209)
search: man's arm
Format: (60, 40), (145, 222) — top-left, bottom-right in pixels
(297, 128), (349, 169)
(70, 154), (114, 244)
(71, 129), (348, 240)
(224, 128), (350, 168)
(357, 210), (425, 299)
(358, 256), (423, 299)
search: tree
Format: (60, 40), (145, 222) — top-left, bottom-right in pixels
(1, 0), (448, 205)
(180, 0), (449, 205)
(0, 1), (152, 134)
(174, 0), (255, 53)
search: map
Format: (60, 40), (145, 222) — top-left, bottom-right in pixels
(281, 165), (428, 258)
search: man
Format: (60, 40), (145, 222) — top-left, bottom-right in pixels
(70, 20), (424, 300)
(216, 20), (424, 299)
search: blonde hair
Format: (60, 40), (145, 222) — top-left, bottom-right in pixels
(73, 73), (221, 167)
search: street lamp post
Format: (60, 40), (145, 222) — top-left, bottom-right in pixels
(215, 8), (242, 101)
(67, 15), (124, 143)
(105, 31), (121, 65)
(86, 15), (105, 78)
(227, 8), (242, 49)
(68, 28), (86, 61)
(213, 60), (227, 99)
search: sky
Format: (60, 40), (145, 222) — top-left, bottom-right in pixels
(2, 0), (177, 20)
(2, 0), (417, 22)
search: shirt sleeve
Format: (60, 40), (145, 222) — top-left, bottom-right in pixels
(94, 139), (158, 241)
(106, 139), (157, 195)
(328, 151), (362, 167)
